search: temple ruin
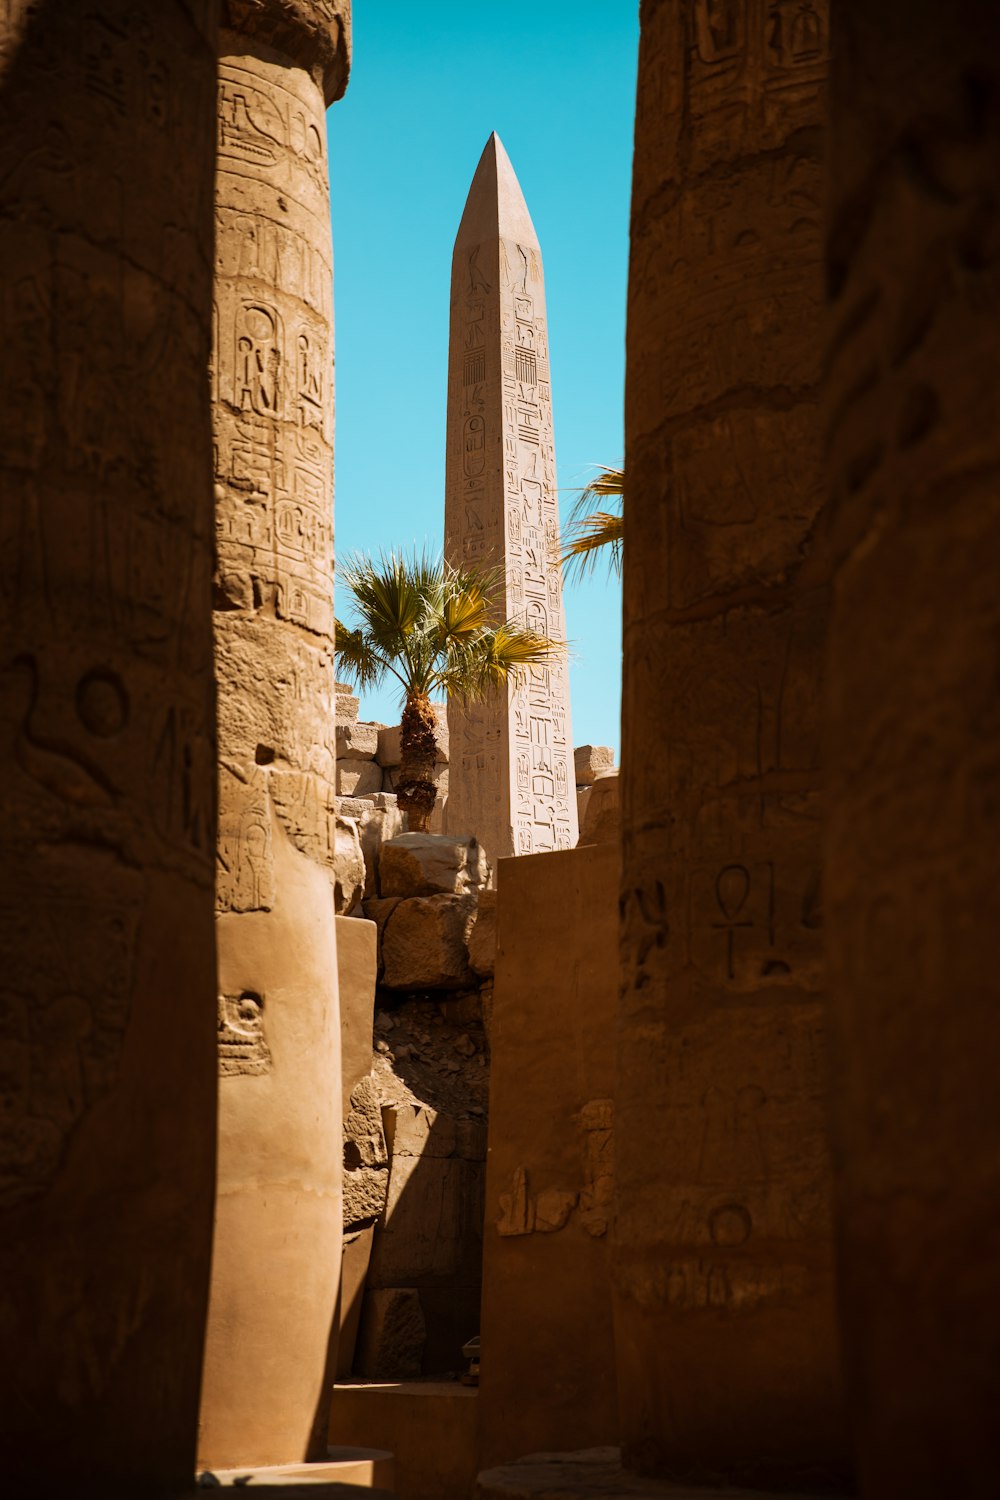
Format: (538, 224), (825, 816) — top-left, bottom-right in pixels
(1, 2), (998, 1498)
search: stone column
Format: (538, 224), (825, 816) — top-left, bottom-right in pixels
(615, 1), (848, 1487)
(198, 0), (351, 1470)
(825, 4), (1000, 1492)
(0, 0), (219, 1487)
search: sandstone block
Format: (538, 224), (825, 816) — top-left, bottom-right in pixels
(343, 1166), (390, 1229)
(381, 894), (476, 990)
(574, 745), (616, 786)
(370, 1154), (467, 1281)
(356, 1288), (426, 1380)
(336, 682), (360, 723)
(578, 774), (619, 847)
(337, 761), (384, 798)
(380, 832), (491, 900)
(334, 817), (365, 914)
(360, 804), (406, 898)
(468, 889), (498, 978)
(336, 720), (379, 760)
(336, 916), (377, 1119)
(344, 1076), (390, 1232)
(383, 1103), (458, 1160)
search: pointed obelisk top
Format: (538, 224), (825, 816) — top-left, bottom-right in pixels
(454, 132), (539, 252)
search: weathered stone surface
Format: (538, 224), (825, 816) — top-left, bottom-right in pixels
(346, 1076), (389, 1164)
(381, 895), (477, 991)
(383, 1103), (458, 1160)
(377, 706), (448, 768)
(574, 745), (616, 785)
(344, 1164), (389, 1228)
(479, 847), (618, 1467)
(578, 774), (619, 847)
(334, 816), (365, 914)
(343, 1076), (389, 1232)
(444, 135), (578, 864)
(200, 0), (349, 1473)
(335, 1223), (374, 1378)
(615, 2), (845, 1488)
(336, 720), (379, 760)
(362, 895), (402, 939)
(356, 1288), (426, 1380)
(369, 1154), (471, 1283)
(0, 1), (220, 1483)
(380, 832), (491, 900)
(336, 681), (360, 723)
(337, 916), (377, 1119)
(825, 5), (1000, 1492)
(337, 760), (384, 798)
(468, 889), (498, 978)
(362, 806), (406, 898)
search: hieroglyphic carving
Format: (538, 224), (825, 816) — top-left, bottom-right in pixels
(213, 47), (337, 895)
(494, 1098), (614, 1239)
(616, 0), (839, 1474)
(445, 137), (577, 862)
(0, 857), (141, 1208)
(218, 990), (271, 1076)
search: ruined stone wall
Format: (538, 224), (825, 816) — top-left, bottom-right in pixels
(479, 844), (619, 1468)
(0, 0), (220, 1483)
(615, 0), (847, 1486)
(198, 0), (352, 1470)
(825, 3), (1000, 1490)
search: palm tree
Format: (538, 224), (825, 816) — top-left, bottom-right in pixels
(561, 465), (624, 581)
(335, 550), (561, 832)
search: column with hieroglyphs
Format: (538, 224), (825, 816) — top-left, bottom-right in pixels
(444, 134), (577, 866)
(198, 0), (352, 1469)
(615, 0), (848, 1488)
(0, 0), (220, 1485)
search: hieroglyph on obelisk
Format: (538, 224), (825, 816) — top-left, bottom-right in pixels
(444, 134), (577, 865)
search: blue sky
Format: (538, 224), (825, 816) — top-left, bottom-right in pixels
(327, 3), (639, 755)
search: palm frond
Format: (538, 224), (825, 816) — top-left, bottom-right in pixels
(440, 624), (563, 703)
(561, 465), (624, 582)
(334, 618), (391, 692)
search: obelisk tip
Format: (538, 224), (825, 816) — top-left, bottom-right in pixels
(455, 132), (538, 250)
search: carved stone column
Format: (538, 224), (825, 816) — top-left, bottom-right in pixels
(0, 0), (219, 1486)
(197, 0), (351, 1470)
(615, 0), (848, 1487)
(825, 4), (1000, 1492)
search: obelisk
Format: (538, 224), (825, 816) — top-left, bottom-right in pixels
(444, 134), (578, 866)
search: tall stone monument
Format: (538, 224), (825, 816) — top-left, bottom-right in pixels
(444, 134), (577, 865)
(615, 0), (847, 1487)
(198, 0), (352, 1469)
(0, 0), (220, 1487)
(825, 2), (1000, 1491)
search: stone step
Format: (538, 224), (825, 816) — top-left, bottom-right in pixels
(475, 1449), (852, 1500)
(203, 1448), (395, 1492)
(329, 1381), (478, 1500)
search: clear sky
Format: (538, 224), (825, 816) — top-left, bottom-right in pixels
(327, 2), (639, 756)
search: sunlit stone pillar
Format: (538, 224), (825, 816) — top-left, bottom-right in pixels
(198, 0), (351, 1469)
(0, 0), (219, 1487)
(615, 0), (848, 1487)
(825, 4), (1000, 1492)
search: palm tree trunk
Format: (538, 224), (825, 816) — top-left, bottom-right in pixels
(397, 691), (438, 833)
